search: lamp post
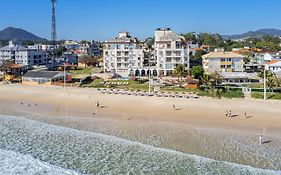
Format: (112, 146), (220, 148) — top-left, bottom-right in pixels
(148, 56), (151, 93)
(64, 63), (66, 89)
(263, 64), (268, 100)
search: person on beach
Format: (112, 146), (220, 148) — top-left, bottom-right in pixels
(225, 110), (229, 117)
(244, 112), (247, 118)
(173, 104), (176, 110)
(96, 102), (100, 108)
(259, 135), (263, 144)
(229, 110), (232, 117)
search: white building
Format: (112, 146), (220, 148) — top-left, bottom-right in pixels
(64, 40), (80, 50)
(0, 41), (48, 67)
(154, 28), (189, 76)
(202, 50), (244, 73)
(103, 32), (144, 75)
(267, 60), (281, 73)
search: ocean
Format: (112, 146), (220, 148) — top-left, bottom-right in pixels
(0, 115), (280, 175)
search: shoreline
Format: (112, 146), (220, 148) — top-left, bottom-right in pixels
(0, 84), (281, 170)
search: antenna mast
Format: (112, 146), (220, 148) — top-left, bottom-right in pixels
(51, 0), (57, 69)
(51, 0), (57, 44)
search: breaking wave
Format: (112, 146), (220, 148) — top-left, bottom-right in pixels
(0, 115), (280, 175)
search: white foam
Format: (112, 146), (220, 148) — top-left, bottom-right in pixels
(0, 115), (280, 175)
(0, 149), (80, 175)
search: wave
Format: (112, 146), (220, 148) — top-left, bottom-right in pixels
(0, 115), (280, 175)
(0, 148), (80, 175)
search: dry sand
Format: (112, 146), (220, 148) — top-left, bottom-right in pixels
(0, 84), (281, 170)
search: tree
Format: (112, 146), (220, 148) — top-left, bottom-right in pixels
(55, 46), (67, 57)
(211, 88), (224, 99)
(78, 55), (101, 68)
(209, 72), (221, 86)
(198, 33), (224, 49)
(190, 66), (204, 79)
(181, 33), (197, 42)
(145, 37), (155, 49)
(267, 76), (275, 93)
(194, 50), (205, 60)
(0, 60), (14, 74)
(174, 64), (186, 82)
(200, 74), (211, 91)
(273, 75), (281, 87)
(190, 50), (205, 67)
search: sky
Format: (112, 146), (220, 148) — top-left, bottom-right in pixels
(0, 0), (280, 41)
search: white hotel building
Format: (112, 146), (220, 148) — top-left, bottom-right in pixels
(103, 32), (144, 75)
(155, 28), (190, 76)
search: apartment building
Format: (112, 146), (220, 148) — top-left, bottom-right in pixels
(103, 32), (144, 74)
(154, 28), (190, 76)
(80, 41), (102, 57)
(0, 41), (48, 67)
(202, 49), (244, 73)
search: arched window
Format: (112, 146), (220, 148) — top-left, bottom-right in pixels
(153, 70), (157, 76)
(135, 70), (140, 76)
(141, 70), (146, 76)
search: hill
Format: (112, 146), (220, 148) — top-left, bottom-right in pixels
(0, 27), (47, 42)
(222, 29), (281, 40)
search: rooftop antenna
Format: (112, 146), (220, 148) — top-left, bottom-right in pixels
(51, 0), (57, 69)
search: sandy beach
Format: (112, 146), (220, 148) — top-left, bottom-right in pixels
(0, 84), (281, 170)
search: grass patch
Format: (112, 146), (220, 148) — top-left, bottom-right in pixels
(69, 67), (92, 75)
(251, 92), (281, 100)
(222, 90), (244, 98)
(197, 89), (244, 99)
(82, 79), (149, 91)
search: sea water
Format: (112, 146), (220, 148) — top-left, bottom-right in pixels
(0, 115), (280, 175)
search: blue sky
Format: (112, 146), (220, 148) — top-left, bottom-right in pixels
(0, 0), (280, 40)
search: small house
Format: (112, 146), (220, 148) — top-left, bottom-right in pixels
(22, 71), (71, 86)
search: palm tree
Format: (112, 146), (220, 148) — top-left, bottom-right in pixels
(211, 87), (224, 99)
(210, 72), (221, 86)
(200, 74), (211, 91)
(174, 64), (185, 82)
(273, 75), (281, 87)
(267, 76), (276, 93)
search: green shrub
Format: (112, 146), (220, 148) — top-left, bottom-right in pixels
(222, 90), (244, 98)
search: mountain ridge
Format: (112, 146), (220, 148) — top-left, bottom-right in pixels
(0, 27), (47, 42)
(222, 28), (281, 40)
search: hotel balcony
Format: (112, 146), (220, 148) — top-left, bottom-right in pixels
(221, 61), (232, 65)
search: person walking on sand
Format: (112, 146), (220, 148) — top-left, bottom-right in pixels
(173, 104), (176, 110)
(244, 112), (247, 118)
(259, 135), (263, 144)
(96, 102), (100, 108)
(228, 110), (232, 117)
(225, 110), (229, 117)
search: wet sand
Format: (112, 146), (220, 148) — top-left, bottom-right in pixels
(0, 84), (281, 170)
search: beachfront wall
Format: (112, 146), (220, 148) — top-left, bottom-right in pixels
(22, 76), (53, 86)
(22, 71), (67, 86)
